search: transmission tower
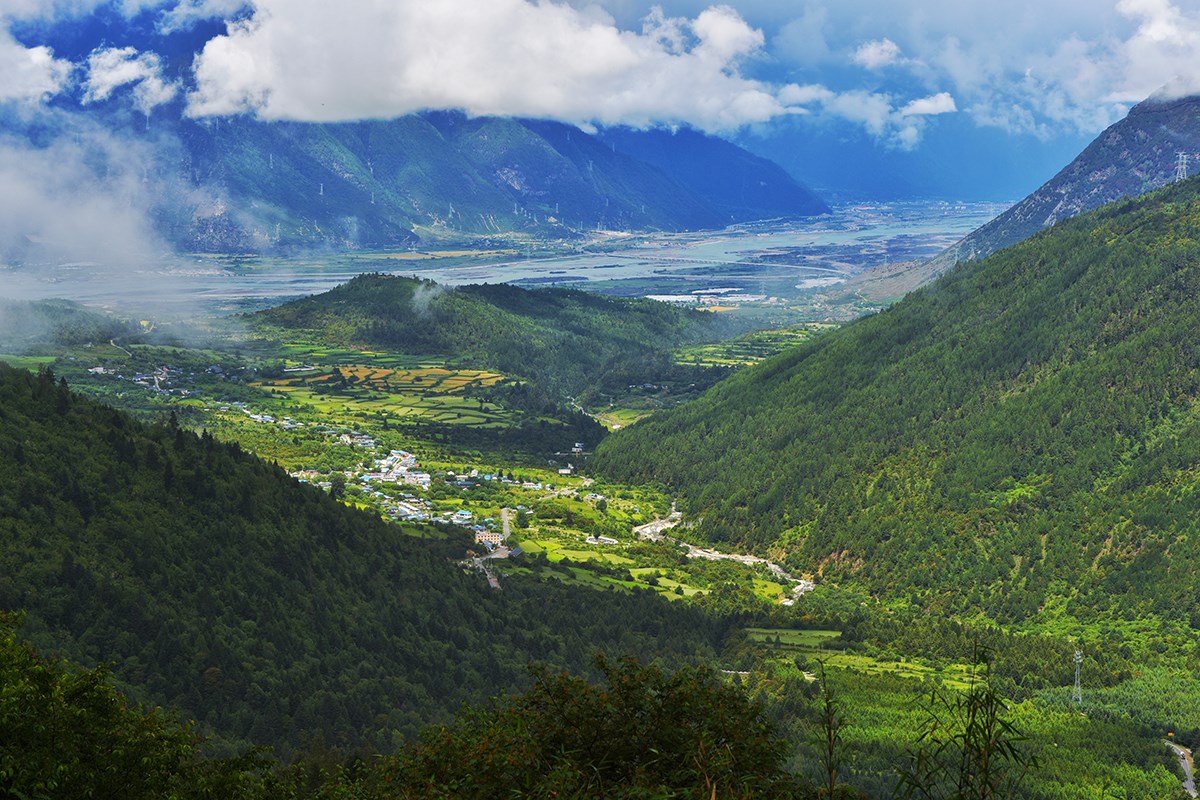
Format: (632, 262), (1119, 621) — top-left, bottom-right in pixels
(1177, 151), (1190, 183)
(1071, 650), (1083, 704)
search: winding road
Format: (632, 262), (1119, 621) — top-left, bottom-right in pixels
(1168, 742), (1196, 797)
(633, 508), (815, 600)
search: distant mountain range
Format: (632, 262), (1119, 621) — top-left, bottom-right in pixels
(3, 104), (828, 256)
(176, 112), (829, 250)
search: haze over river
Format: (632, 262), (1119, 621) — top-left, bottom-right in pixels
(1, 201), (1003, 315)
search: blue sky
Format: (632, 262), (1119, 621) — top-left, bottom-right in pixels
(0, 0), (1198, 198)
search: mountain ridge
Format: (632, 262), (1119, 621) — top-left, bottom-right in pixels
(918, 93), (1200, 281)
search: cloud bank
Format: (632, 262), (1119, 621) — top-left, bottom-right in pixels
(186, 0), (793, 132)
(766, 0), (1200, 137)
(0, 117), (170, 269)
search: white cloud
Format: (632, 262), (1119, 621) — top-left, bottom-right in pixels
(761, 0), (1200, 139)
(851, 37), (902, 69)
(84, 46), (178, 114)
(900, 91), (956, 116)
(775, 83), (956, 149)
(0, 0), (160, 21)
(1110, 0), (1200, 101)
(778, 83), (834, 105)
(187, 0), (794, 132)
(771, 5), (829, 66)
(0, 28), (70, 103)
(157, 0), (249, 32)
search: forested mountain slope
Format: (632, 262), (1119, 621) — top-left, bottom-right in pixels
(594, 177), (1200, 624)
(254, 273), (734, 395)
(0, 364), (724, 753)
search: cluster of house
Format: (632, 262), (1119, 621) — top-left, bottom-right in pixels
(439, 508), (507, 549)
(362, 449), (431, 490)
(338, 432), (377, 448)
(236, 404), (303, 430)
(88, 364), (190, 397)
(382, 494), (433, 522)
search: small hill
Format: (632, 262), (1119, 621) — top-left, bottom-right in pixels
(594, 176), (1200, 625)
(0, 363), (722, 753)
(0, 299), (135, 349)
(253, 273), (734, 395)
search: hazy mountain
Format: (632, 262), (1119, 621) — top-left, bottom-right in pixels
(2, 103), (828, 257)
(594, 176), (1200, 625)
(168, 112), (816, 250)
(598, 126), (828, 220)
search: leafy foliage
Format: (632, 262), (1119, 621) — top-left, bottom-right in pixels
(895, 651), (1036, 800)
(0, 613), (292, 800)
(389, 654), (812, 799)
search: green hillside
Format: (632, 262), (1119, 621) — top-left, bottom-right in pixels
(254, 273), (734, 395)
(0, 363), (724, 754)
(594, 177), (1200, 626)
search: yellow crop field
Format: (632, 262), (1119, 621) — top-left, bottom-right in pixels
(264, 366), (504, 394)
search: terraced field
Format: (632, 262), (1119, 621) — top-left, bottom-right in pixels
(674, 324), (833, 367)
(256, 365), (513, 426)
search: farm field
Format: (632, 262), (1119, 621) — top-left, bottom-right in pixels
(256, 364), (511, 427)
(748, 628), (972, 687)
(675, 324), (832, 367)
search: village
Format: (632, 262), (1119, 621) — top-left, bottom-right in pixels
(68, 350), (812, 607)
